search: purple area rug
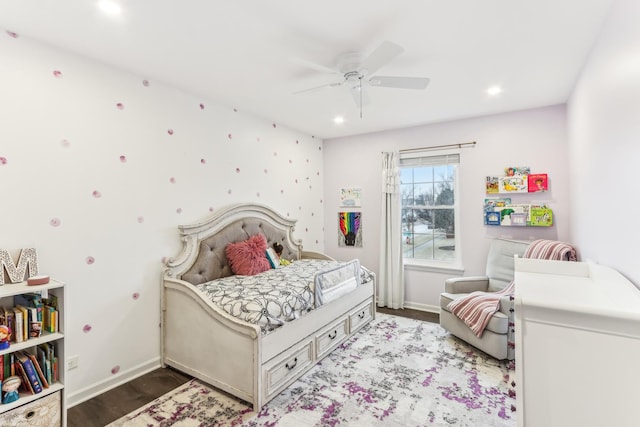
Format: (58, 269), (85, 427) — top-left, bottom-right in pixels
(108, 314), (515, 426)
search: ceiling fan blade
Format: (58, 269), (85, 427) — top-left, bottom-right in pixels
(369, 76), (430, 90)
(293, 81), (343, 95)
(290, 57), (339, 74)
(358, 41), (404, 76)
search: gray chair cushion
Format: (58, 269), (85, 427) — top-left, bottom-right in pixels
(486, 238), (529, 291)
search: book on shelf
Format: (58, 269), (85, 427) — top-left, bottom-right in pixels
(499, 175), (528, 193)
(0, 354), (13, 382)
(27, 352), (49, 389)
(528, 173), (548, 192)
(38, 343), (57, 383)
(37, 345), (49, 384)
(53, 310), (58, 333)
(529, 207), (553, 226)
(1, 306), (15, 343)
(43, 305), (59, 333)
(504, 166), (531, 176)
(484, 197), (512, 208)
(3, 353), (14, 379)
(485, 176), (500, 194)
(44, 294), (58, 310)
(0, 306), (8, 328)
(28, 306), (38, 326)
(15, 359), (35, 394)
(52, 356), (59, 383)
(11, 307), (24, 343)
(15, 305), (30, 342)
(485, 211), (501, 225)
(15, 351), (43, 393)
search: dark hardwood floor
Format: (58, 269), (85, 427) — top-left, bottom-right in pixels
(377, 306), (440, 323)
(67, 368), (192, 427)
(68, 307), (439, 426)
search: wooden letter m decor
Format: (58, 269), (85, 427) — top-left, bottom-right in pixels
(0, 248), (39, 285)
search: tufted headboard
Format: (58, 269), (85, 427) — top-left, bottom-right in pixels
(164, 203), (302, 285)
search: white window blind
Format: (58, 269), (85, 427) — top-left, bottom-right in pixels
(400, 153), (460, 167)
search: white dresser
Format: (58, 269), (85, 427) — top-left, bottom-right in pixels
(514, 258), (640, 427)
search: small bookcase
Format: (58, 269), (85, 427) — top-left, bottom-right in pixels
(0, 279), (65, 426)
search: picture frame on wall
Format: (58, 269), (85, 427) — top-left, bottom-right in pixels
(339, 188), (362, 207)
(338, 212), (362, 247)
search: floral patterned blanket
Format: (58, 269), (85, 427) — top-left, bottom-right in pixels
(196, 259), (373, 334)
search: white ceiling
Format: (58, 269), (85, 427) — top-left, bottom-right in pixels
(0, 0), (615, 139)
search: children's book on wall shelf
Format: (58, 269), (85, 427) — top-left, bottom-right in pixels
(499, 176), (528, 193)
(528, 174), (548, 192)
(485, 176), (500, 194)
(485, 211), (501, 225)
(529, 207), (553, 226)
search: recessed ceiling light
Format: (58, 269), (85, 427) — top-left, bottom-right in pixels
(487, 86), (502, 96)
(333, 116), (345, 124)
(98, 1), (122, 15)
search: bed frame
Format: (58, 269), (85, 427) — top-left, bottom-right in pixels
(161, 203), (375, 409)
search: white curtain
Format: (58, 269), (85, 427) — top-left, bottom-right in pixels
(378, 151), (404, 309)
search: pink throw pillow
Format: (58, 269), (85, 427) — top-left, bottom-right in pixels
(225, 234), (272, 276)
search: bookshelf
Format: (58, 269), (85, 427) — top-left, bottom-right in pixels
(0, 279), (65, 426)
(484, 170), (553, 227)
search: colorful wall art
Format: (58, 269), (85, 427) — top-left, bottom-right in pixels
(339, 188), (362, 207)
(338, 212), (362, 247)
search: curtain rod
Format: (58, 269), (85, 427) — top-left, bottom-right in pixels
(398, 141), (476, 154)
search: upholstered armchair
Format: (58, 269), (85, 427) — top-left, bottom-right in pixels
(439, 238), (529, 360)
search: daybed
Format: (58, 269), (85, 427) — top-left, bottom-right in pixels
(161, 203), (376, 410)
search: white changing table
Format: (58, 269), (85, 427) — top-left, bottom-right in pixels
(513, 258), (640, 427)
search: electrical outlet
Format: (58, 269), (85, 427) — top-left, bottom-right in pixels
(67, 355), (79, 370)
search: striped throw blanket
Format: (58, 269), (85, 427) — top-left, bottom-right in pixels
(523, 239), (577, 261)
(447, 239), (577, 337)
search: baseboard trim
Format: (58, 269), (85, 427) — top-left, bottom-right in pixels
(66, 357), (161, 408)
(403, 301), (440, 314)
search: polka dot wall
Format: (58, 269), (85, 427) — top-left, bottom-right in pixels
(0, 30), (325, 396)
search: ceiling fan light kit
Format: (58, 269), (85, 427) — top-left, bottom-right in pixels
(294, 41), (430, 118)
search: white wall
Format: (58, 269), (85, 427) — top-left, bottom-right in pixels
(568, 0), (640, 287)
(0, 33), (324, 405)
(323, 105), (570, 311)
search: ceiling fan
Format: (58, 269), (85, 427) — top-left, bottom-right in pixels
(293, 41), (430, 117)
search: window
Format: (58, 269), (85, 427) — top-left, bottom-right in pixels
(400, 152), (459, 264)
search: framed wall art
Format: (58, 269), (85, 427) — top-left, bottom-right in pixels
(338, 211), (362, 247)
(339, 188), (362, 207)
